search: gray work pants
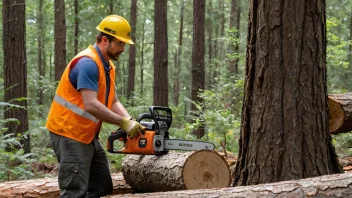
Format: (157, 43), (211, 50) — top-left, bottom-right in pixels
(49, 131), (113, 198)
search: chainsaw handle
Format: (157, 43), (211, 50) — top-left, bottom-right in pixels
(107, 129), (127, 153)
(136, 113), (153, 122)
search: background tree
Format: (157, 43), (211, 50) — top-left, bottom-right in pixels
(37, 0), (45, 117)
(233, 0), (341, 186)
(2, 0), (30, 153)
(127, 0), (137, 102)
(191, 0), (206, 138)
(74, 0), (79, 55)
(54, 0), (66, 81)
(172, 0), (184, 107)
(229, 0), (240, 74)
(153, 0), (168, 106)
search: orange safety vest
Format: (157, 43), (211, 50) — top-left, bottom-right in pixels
(46, 45), (115, 144)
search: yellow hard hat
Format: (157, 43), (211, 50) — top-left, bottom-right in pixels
(96, 15), (134, 44)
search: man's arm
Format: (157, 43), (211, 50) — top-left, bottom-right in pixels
(111, 94), (131, 119)
(81, 89), (143, 137)
(80, 89), (124, 125)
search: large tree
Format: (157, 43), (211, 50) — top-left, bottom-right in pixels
(233, 0), (341, 186)
(153, 0), (168, 106)
(2, 0), (30, 153)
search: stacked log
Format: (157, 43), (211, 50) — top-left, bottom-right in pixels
(0, 173), (131, 197)
(122, 150), (231, 192)
(329, 93), (352, 134)
(110, 172), (352, 197)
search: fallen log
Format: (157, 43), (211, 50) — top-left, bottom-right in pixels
(122, 150), (231, 193)
(0, 173), (131, 197)
(110, 172), (352, 197)
(329, 93), (352, 134)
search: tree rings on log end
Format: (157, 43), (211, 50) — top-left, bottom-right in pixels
(183, 150), (231, 189)
(329, 97), (344, 133)
(328, 94), (352, 134)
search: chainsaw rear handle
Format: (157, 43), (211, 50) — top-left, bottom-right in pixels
(107, 129), (127, 153)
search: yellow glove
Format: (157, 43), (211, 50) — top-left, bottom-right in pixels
(119, 118), (144, 138)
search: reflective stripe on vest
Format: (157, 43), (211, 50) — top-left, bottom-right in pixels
(54, 94), (99, 123)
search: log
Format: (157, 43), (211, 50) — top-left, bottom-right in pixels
(0, 173), (131, 197)
(122, 150), (231, 192)
(329, 93), (352, 134)
(109, 172), (352, 197)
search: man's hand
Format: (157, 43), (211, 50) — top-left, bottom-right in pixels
(119, 118), (144, 137)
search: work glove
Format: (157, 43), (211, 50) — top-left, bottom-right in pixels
(119, 117), (145, 138)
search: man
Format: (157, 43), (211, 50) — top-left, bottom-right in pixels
(46, 15), (144, 197)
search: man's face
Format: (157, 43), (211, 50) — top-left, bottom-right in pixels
(107, 39), (126, 61)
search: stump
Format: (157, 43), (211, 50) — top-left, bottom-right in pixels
(121, 150), (231, 192)
(329, 93), (352, 134)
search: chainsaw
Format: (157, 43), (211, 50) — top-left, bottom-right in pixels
(107, 106), (215, 155)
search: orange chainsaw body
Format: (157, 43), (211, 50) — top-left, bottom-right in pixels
(107, 129), (160, 155)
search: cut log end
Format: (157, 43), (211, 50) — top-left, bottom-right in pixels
(183, 150), (231, 189)
(329, 97), (345, 133)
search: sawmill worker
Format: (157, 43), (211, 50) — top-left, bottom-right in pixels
(45, 15), (144, 197)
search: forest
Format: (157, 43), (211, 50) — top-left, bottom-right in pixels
(1, 0), (352, 196)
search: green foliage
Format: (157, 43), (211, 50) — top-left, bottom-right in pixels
(333, 133), (352, 157)
(0, 132), (37, 182)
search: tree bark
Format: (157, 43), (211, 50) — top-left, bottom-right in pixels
(37, 0), (44, 117)
(229, 0), (240, 74)
(234, 0), (341, 186)
(127, 0), (137, 101)
(153, 0), (168, 106)
(0, 173), (131, 197)
(54, 0), (66, 81)
(3, 0), (30, 153)
(111, 172), (352, 197)
(74, 0), (79, 55)
(173, 0), (184, 106)
(329, 93), (352, 134)
(122, 150), (231, 193)
(191, 0), (206, 138)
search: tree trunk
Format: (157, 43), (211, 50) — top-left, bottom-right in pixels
(153, 0), (168, 106)
(349, 10), (352, 68)
(233, 0), (341, 186)
(74, 0), (79, 55)
(0, 173), (131, 197)
(113, 172), (352, 197)
(2, 0), (30, 153)
(109, 0), (114, 14)
(229, 0), (240, 74)
(54, 0), (66, 81)
(127, 0), (137, 102)
(173, 0), (184, 106)
(206, 1), (213, 88)
(122, 150), (231, 193)
(37, 0), (44, 117)
(329, 93), (352, 134)
(140, 13), (146, 97)
(191, 0), (206, 138)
